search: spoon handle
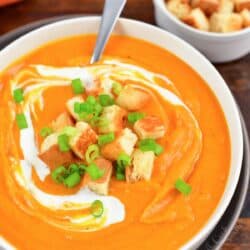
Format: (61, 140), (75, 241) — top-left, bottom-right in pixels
(90, 0), (126, 64)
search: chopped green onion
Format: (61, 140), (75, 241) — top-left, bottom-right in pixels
(85, 163), (104, 180)
(86, 95), (96, 105)
(16, 113), (28, 129)
(40, 127), (53, 138)
(85, 144), (100, 164)
(51, 166), (68, 184)
(90, 200), (104, 218)
(13, 88), (24, 103)
(98, 132), (115, 146)
(71, 78), (85, 94)
(139, 139), (163, 156)
(64, 171), (81, 188)
(112, 82), (123, 95)
(128, 112), (145, 123)
(74, 102), (82, 114)
(79, 164), (87, 175)
(80, 102), (94, 114)
(98, 94), (114, 107)
(58, 134), (70, 152)
(68, 163), (80, 174)
(116, 168), (126, 181)
(117, 153), (131, 168)
(61, 126), (77, 138)
(93, 103), (103, 116)
(175, 178), (192, 196)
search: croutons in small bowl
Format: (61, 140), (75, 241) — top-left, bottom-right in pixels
(153, 0), (250, 62)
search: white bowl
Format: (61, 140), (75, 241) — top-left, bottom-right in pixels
(153, 0), (250, 63)
(0, 17), (243, 249)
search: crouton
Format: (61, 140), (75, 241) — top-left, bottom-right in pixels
(98, 105), (127, 134)
(234, 0), (250, 12)
(191, 0), (219, 15)
(210, 13), (243, 32)
(39, 133), (77, 169)
(241, 9), (250, 26)
(166, 0), (191, 19)
(101, 128), (138, 161)
(85, 158), (113, 195)
(116, 85), (150, 111)
(183, 8), (210, 31)
(134, 116), (166, 140)
(51, 112), (74, 132)
(66, 96), (84, 121)
(69, 122), (98, 159)
(127, 149), (155, 182)
(218, 0), (234, 14)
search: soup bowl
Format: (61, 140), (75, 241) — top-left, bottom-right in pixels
(0, 17), (243, 249)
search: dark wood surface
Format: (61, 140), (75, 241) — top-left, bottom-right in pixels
(0, 0), (249, 249)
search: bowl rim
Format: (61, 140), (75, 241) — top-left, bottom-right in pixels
(153, 0), (250, 39)
(0, 16), (244, 250)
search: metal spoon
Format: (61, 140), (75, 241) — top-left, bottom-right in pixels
(90, 0), (127, 64)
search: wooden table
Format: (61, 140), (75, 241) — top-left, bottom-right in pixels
(0, 0), (249, 249)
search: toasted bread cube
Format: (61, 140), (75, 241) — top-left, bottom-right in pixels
(191, 0), (219, 15)
(51, 112), (74, 132)
(166, 0), (191, 19)
(241, 9), (250, 26)
(116, 85), (150, 111)
(235, 0), (250, 12)
(101, 128), (138, 161)
(69, 122), (97, 159)
(134, 116), (166, 139)
(183, 8), (210, 31)
(218, 0), (234, 14)
(86, 158), (113, 195)
(39, 133), (77, 169)
(66, 96), (84, 121)
(210, 13), (243, 32)
(98, 105), (127, 134)
(128, 149), (155, 182)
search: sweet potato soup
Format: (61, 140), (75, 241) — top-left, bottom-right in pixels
(0, 35), (230, 249)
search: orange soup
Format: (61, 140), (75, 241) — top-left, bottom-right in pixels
(0, 35), (230, 250)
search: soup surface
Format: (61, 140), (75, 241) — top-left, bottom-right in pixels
(0, 35), (230, 250)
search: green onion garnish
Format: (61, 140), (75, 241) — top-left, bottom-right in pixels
(139, 139), (163, 156)
(57, 134), (70, 152)
(98, 94), (114, 107)
(61, 126), (77, 138)
(40, 127), (53, 138)
(71, 78), (85, 94)
(85, 163), (104, 181)
(13, 88), (24, 103)
(85, 144), (100, 164)
(112, 82), (123, 95)
(16, 113), (28, 129)
(98, 132), (115, 146)
(64, 171), (81, 188)
(175, 178), (192, 195)
(51, 166), (68, 184)
(117, 153), (131, 168)
(90, 200), (104, 218)
(74, 102), (82, 114)
(128, 112), (145, 123)
(68, 163), (80, 174)
(116, 168), (126, 181)
(86, 95), (96, 105)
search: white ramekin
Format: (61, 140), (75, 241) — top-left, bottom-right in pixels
(0, 17), (243, 249)
(153, 0), (250, 63)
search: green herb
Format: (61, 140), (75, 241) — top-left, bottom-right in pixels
(85, 163), (104, 181)
(16, 113), (28, 129)
(116, 168), (126, 181)
(71, 78), (85, 94)
(139, 138), (163, 156)
(86, 95), (96, 105)
(85, 144), (100, 164)
(51, 166), (68, 184)
(90, 200), (104, 218)
(117, 153), (131, 168)
(13, 88), (24, 103)
(64, 171), (81, 188)
(128, 112), (145, 123)
(175, 178), (192, 196)
(98, 132), (115, 146)
(74, 102), (82, 114)
(57, 134), (70, 152)
(112, 82), (123, 95)
(98, 94), (114, 107)
(61, 126), (77, 138)
(68, 163), (80, 174)
(40, 127), (53, 138)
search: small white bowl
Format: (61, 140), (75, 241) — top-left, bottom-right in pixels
(0, 17), (243, 249)
(153, 0), (250, 63)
